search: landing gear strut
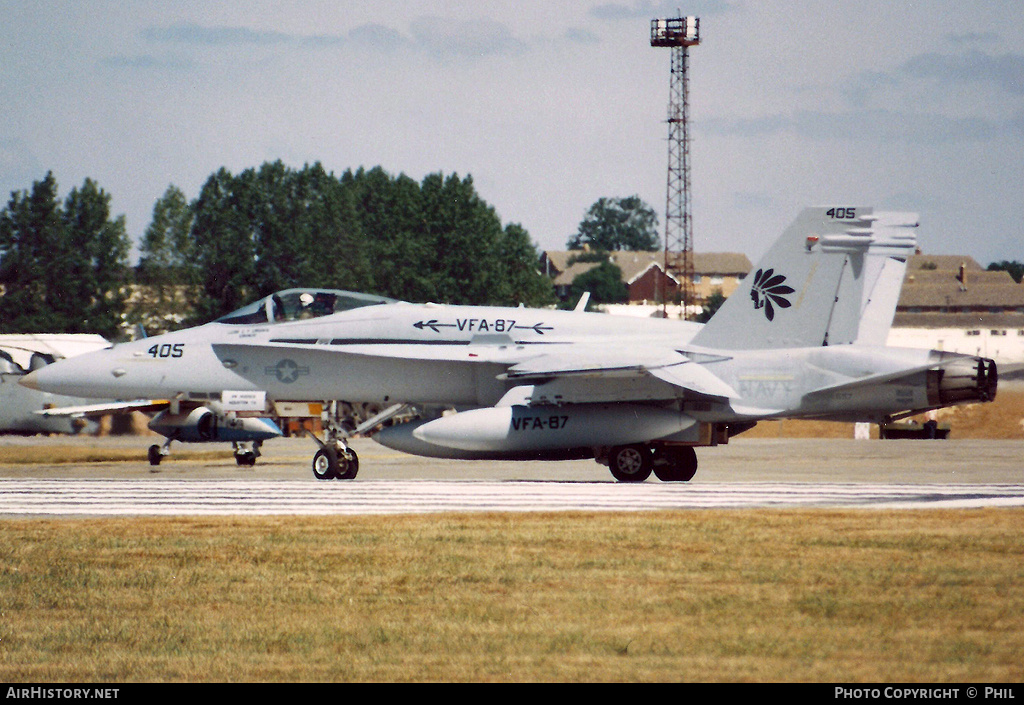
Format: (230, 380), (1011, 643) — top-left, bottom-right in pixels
(307, 402), (410, 481)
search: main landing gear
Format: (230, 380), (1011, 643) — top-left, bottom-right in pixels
(605, 443), (698, 483)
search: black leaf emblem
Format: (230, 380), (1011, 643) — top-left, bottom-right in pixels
(749, 268), (795, 321)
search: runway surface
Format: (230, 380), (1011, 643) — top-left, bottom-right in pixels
(2, 478), (1024, 516)
(0, 436), (1021, 516)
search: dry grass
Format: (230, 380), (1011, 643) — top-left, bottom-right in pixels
(1, 510), (1022, 682)
(0, 446), (232, 465)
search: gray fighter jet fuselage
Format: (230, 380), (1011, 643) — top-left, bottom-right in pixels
(24, 297), (700, 405)
(23, 207), (998, 482)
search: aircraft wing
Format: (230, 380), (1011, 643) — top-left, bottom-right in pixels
(213, 341), (740, 404)
(502, 348), (739, 400)
(34, 400), (172, 418)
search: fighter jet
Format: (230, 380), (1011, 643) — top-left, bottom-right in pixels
(22, 207), (998, 481)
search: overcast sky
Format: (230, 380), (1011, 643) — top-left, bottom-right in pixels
(2, 1), (1023, 268)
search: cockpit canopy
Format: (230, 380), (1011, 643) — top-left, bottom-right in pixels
(215, 289), (399, 326)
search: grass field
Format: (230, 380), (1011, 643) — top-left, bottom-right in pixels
(1, 509), (1022, 682)
(1, 391), (1021, 681)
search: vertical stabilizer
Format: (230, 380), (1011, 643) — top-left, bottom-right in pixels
(690, 207), (917, 350)
(849, 212), (919, 345)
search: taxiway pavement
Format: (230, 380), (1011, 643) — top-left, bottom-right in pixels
(0, 436), (1020, 516)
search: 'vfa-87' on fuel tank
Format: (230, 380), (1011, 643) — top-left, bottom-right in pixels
(22, 207), (997, 481)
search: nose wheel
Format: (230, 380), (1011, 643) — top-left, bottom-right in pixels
(312, 445), (359, 480)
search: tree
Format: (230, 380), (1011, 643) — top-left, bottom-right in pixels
(566, 261), (629, 310)
(156, 162), (552, 318)
(696, 288), (726, 322)
(344, 166), (435, 303)
(188, 168), (257, 323)
(135, 185), (196, 332)
(344, 167), (552, 306)
(246, 161), (372, 296)
(293, 163), (371, 294)
(60, 178), (131, 338)
(0, 173), (130, 337)
(499, 223), (556, 308)
(567, 196), (660, 252)
(0, 172), (63, 332)
(420, 172), (507, 305)
(138, 185), (194, 284)
(987, 260), (1024, 284)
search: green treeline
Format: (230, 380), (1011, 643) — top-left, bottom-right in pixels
(0, 162), (555, 338)
(0, 173), (130, 338)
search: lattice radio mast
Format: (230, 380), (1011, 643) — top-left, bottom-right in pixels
(651, 16), (699, 318)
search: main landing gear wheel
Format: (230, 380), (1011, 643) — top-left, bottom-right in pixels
(148, 444), (163, 466)
(235, 451), (257, 466)
(652, 446), (698, 482)
(233, 441), (262, 466)
(608, 444), (653, 483)
(312, 446), (359, 481)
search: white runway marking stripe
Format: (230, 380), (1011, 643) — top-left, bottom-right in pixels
(1, 479), (1023, 516)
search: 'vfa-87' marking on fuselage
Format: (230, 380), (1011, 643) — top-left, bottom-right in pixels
(511, 414), (570, 431)
(413, 319), (553, 335)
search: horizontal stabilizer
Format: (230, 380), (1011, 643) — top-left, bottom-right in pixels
(645, 362), (738, 399)
(802, 365), (937, 403)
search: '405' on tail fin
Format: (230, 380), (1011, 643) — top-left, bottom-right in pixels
(690, 206), (918, 351)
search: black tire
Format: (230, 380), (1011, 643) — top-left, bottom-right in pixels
(608, 444), (653, 482)
(148, 444), (163, 466)
(235, 452), (257, 466)
(336, 448), (359, 480)
(653, 446), (698, 482)
(312, 447), (338, 480)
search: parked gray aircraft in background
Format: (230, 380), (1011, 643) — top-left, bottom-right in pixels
(0, 335), (111, 435)
(22, 207), (998, 481)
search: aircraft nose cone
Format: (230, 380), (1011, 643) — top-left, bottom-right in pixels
(19, 370), (41, 391)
